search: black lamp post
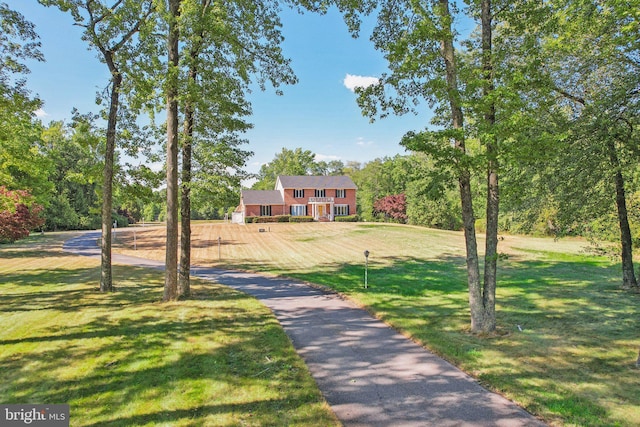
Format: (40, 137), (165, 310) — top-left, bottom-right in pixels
(364, 250), (370, 289)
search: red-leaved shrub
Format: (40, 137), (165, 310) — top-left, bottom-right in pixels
(373, 193), (408, 223)
(0, 187), (45, 243)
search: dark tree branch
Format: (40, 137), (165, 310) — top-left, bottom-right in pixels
(554, 87), (586, 106)
(111, 3), (154, 53)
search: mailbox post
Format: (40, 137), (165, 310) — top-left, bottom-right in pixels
(364, 250), (370, 289)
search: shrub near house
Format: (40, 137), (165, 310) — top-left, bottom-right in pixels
(374, 193), (408, 223)
(0, 187), (45, 243)
(235, 175), (357, 223)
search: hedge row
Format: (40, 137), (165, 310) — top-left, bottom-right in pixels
(334, 215), (359, 222)
(290, 216), (314, 223)
(245, 215), (291, 223)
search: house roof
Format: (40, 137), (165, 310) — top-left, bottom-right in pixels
(241, 190), (284, 206)
(276, 175), (357, 190)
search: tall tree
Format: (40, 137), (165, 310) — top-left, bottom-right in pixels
(169, 0), (316, 297)
(163, 0), (181, 301)
(314, 159), (345, 176)
(39, 0), (155, 292)
(159, 0), (305, 298)
(175, 0), (254, 298)
(253, 147), (318, 190)
(337, 0), (551, 333)
(0, 3), (51, 200)
(477, 0), (498, 332)
(0, 2), (42, 119)
(178, 45), (196, 297)
(41, 118), (103, 231)
(339, 0), (486, 331)
(540, 0), (640, 289)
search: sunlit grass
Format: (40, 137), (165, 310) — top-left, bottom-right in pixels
(115, 222), (640, 426)
(287, 241), (639, 427)
(0, 233), (338, 426)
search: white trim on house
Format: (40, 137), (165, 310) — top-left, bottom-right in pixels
(275, 175), (357, 191)
(309, 199), (334, 221)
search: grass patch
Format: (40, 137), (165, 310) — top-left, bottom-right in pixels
(0, 233), (338, 426)
(114, 222), (640, 426)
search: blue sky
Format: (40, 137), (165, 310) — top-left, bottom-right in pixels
(9, 2), (433, 174)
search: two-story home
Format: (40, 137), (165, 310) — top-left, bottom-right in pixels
(234, 175), (357, 223)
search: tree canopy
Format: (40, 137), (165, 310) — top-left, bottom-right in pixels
(252, 147), (345, 190)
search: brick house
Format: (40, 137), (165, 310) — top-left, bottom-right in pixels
(234, 175), (357, 223)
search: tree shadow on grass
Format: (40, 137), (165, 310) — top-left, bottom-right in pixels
(283, 252), (632, 327)
(2, 333), (325, 425)
(1, 273), (335, 426)
(0, 236), (338, 425)
(0, 266), (164, 313)
(285, 254), (467, 295)
(79, 400), (321, 427)
(0, 248), (79, 259)
(275, 253), (638, 425)
(496, 257), (634, 331)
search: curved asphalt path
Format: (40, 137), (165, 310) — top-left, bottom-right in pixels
(64, 231), (545, 427)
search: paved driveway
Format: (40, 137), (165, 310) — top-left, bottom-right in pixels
(65, 231), (545, 426)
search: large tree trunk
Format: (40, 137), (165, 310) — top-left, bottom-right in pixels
(480, 0), (497, 333)
(459, 167), (483, 332)
(614, 171), (637, 288)
(608, 140), (638, 289)
(164, 0), (181, 302)
(179, 97), (194, 298)
(179, 7), (209, 298)
(438, 0), (483, 333)
(100, 58), (122, 293)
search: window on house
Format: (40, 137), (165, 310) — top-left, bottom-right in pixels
(315, 189), (326, 197)
(294, 189), (304, 198)
(260, 205), (271, 216)
(334, 205), (349, 216)
(291, 205), (306, 216)
(336, 189), (346, 198)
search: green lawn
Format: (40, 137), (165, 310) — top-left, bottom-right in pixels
(0, 233), (339, 426)
(11, 223), (640, 426)
(122, 221), (637, 427)
(27, 223), (639, 426)
(241, 225), (639, 427)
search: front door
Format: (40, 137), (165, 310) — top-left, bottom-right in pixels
(318, 205), (324, 219)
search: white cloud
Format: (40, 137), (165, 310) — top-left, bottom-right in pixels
(343, 74), (379, 92)
(35, 108), (49, 118)
(315, 153), (341, 162)
(356, 137), (374, 147)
